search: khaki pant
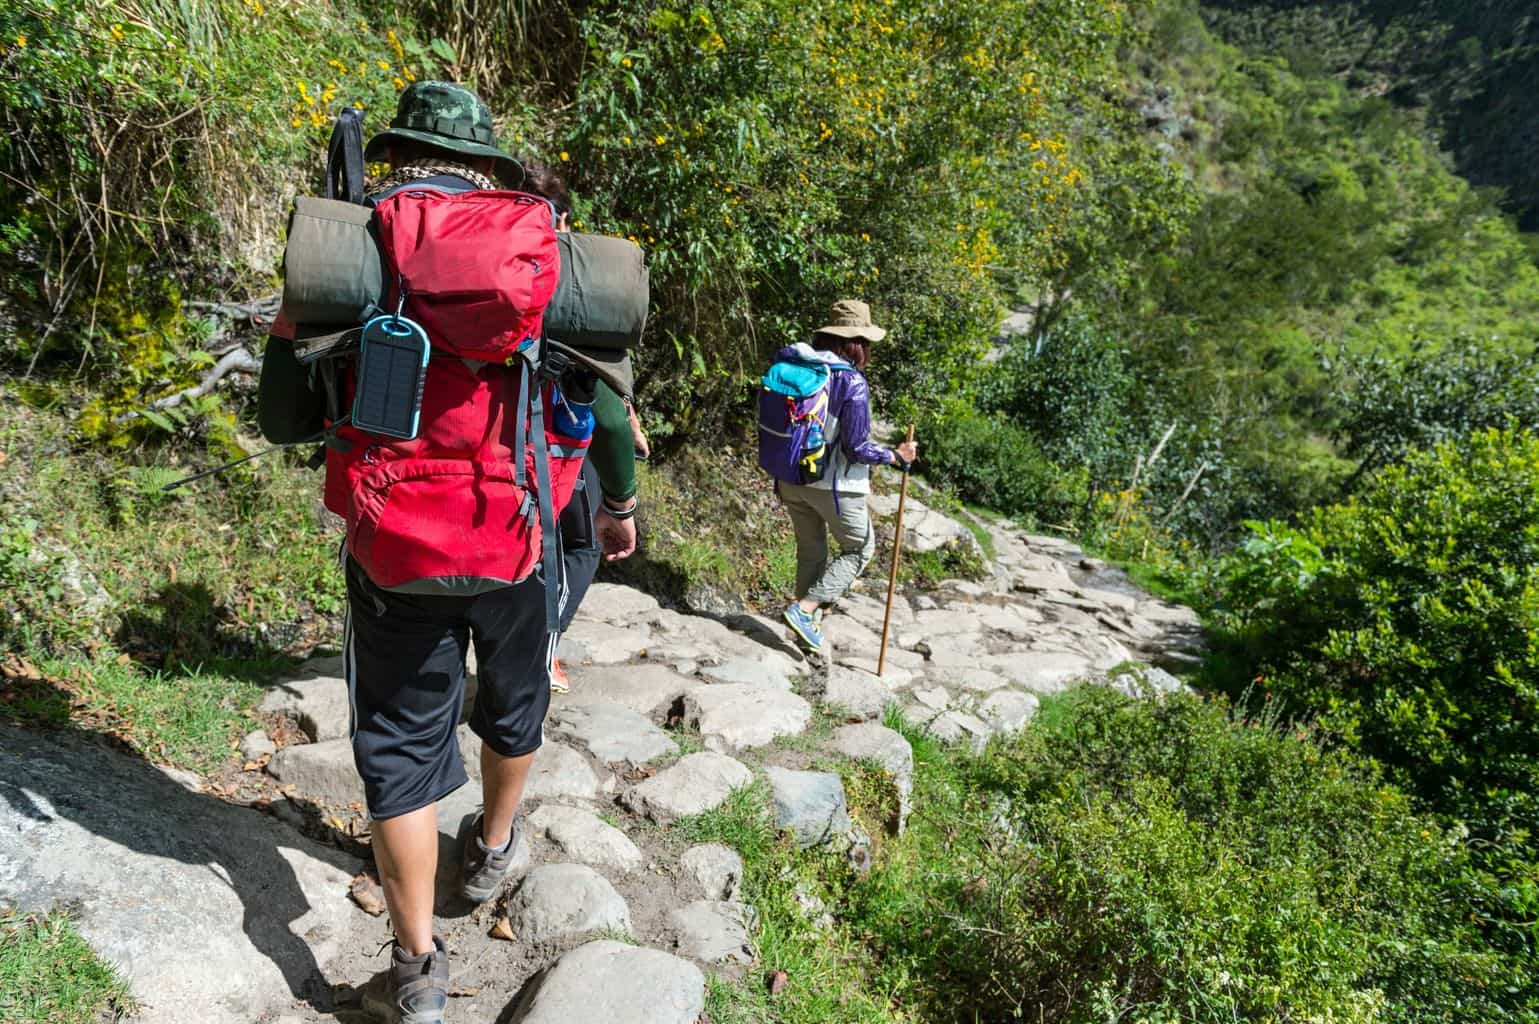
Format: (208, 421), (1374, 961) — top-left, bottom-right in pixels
(779, 483), (876, 605)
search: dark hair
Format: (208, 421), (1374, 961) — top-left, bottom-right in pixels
(522, 162), (572, 216)
(811, 330), (870, 370)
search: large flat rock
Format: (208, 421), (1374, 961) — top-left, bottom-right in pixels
(257, 660), (350, 742)
(559, 620), (653, 665)
(822, 665), (902, 719)
(545, 702), (678, 767)
(683, 684), (812, 751)
(506, 863), (631, 944)
(527, 804), (644, 874)
(0, 725), (364, 1024)
(508, 940), (704, 1024)
(557, 664), (696, 720)
(266, 738), (365, 808)
(620, 752), (751, 824)
(574, 582), (662, 624)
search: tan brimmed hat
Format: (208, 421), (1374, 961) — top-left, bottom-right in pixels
(815, 299), (886, 342)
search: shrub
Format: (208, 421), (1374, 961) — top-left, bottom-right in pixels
(852, 688), (1537, 1023)
(914, 397), (1088, 529)
(1211, 426), (1539, 955)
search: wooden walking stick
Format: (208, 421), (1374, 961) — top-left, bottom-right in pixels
(877, 424), (916, 677)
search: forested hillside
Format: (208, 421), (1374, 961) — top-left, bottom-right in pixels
(1, 1), (1536, 1019)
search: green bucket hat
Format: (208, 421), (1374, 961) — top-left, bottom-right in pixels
(364, 81), (524, 186)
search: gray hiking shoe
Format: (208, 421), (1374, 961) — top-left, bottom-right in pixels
(385, 936), (449, 1024)
(461, 811), (524, 904)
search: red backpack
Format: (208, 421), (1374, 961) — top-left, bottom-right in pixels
(319, 187), (592, 629)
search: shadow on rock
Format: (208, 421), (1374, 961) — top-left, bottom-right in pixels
(0, 722), (365, 1022)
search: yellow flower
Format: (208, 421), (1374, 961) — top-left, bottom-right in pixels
(622, 136), (632, 145)
(377, 60), (391, 70)
(573, 220), (584, 230)
(404, 67), (417, 82)
(621, 57), (632, 68)
(861, 232), (871, 242)
(393, 76), (405, 88)
(654, 134), (667, 146)
(110, 24), (125, 41)
(354, 101), (364, 109)
(559, 151), (570, 162)
(291, 117), (303, 127)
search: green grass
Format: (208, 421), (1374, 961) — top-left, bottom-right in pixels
(0, 910), (134, 1023)
(0, 397), (335, 771)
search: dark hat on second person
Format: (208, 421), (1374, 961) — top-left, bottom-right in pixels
(364, 81), (524, 185)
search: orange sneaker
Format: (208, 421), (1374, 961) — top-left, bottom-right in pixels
(549, 657), (571, 694)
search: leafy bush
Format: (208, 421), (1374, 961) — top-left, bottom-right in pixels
(852, 688), (1537, 1022)
(912, 397), (1088, 529)
(1211, 426), (1539, 953)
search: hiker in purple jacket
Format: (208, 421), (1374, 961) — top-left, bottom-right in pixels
(779, 300), (918, 651)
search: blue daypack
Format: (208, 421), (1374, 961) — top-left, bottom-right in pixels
(757, 358), (851, 485)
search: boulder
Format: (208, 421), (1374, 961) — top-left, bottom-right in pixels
(527, 804), (644, 874)
(763, 767), (852, 848)
(979, 690), (1040, 734)
(574, 583), (661, 624)
(258, 666), (350, 743)
(679, 844), (744, 902)
(682, 684), (811, 751)
(669, 901), (754, 964)
(620, 752), (752, 824)
(699, 657), (794, 691)
(822, 665), (901, 720)
(265, 739), (365, 808)
(506, 864), (631, 944)
(507, 941), (704, 1024)
(559, 620), (653, 665)
(557, 664), (696, 720)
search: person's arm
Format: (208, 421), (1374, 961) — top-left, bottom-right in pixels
(588, 381), (638, 502)
(587, 381), (639, 560)
(837, 372), (902, 467)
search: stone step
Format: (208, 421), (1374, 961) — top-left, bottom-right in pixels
(507, 940), (704, 1024)
(620, 752), (751, 824)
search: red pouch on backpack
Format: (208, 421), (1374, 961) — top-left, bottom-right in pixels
(373, 189), (561, 362)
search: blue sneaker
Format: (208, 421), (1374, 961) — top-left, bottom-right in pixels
(783, 603), (825, 651)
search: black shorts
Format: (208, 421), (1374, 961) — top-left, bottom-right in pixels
(343, 557), (555, 819)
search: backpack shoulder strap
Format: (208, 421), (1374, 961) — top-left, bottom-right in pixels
(326, 108), (367, 205)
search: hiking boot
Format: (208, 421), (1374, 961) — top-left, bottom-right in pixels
(549, 656), (570, 694)
(461, 811), (524, 904)
(783, 603), (825, 651)
(384, 936), (449, 1024)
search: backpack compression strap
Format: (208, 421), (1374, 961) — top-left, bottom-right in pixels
(528, 341), (574, 635)
(326, 108), (367, 205)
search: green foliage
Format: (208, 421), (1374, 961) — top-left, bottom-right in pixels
(1330, 340), (1539, 486)
(0, 0), (450, 434)
(0, 909), (134, 1023)
(908, 397), (1088, 529)
(1209, 426), (1539, 937)
(850, 688), (1537, 1022)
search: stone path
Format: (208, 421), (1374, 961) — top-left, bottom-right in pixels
(0, 507), (1203, 1024)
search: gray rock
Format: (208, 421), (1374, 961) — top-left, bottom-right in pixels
(524, 741), (602, 803)
(559, 620), (653, 665)
(900, 703), (940, 732)
(823, 665), (901, 719)
(265, 739), (365, 807)
(240, 729), (276, 762)
(682, 684), (811, 751)
(1022, 534), (1084, 557)
(1135, 601), (1203, 629)
(926, 643), (986, 671)
(832, 723), (914, 828)
(507, 864), (631, 943)
(670, 901), (754, 964)
(527, 804), (644, 874)
(981, 651), (1093, 693)
(912, 595), (938, 611)
(979, 691), (1040, 734)
(546, 702), (678, 766)
(679, 844), (744, 901)
(576, 582), (662, 624)
(764, 767), (852, 848)
(258, 664), (351, 742)
(927, 710), (994, 751)
(699, 657), (793, 691)
(929, 666), (1011, 694)
(867, 494), (979, 554)
(977, 605), (1038, 641)
(913, 608), (983, 636)
(1104, 664), (1185, 698)
(821, 613), (882, 655)
(0, 725), (363, 1024)
(836, 656), (916, 686)
(558, 664), (697, 719)
(1012, 568), (1078, 593)
(1079, 586), (1138, 614)
(913, 685), (950, 711)
(1079, 634), (1137, 670)
(620, 752), (752, 823)
(839, 590), (916, 629)
(507, 940), (704, 1024)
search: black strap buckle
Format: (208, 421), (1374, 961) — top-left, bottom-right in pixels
(538, 345), (571, 383)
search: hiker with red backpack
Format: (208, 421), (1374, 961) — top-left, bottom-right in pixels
(260, 82), (646, 1023)
(758, 300), (918, 652)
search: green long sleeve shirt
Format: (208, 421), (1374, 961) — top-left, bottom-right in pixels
(587, 380), (638, 503)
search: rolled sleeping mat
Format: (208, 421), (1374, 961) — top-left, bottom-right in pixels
(546, 232), (649, 352)
(281, 196), (384, 325)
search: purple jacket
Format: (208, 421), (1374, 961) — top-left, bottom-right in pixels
(775, 343), (895, 493)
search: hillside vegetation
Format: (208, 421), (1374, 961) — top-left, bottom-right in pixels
(1, 0), (1537, 1020)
